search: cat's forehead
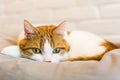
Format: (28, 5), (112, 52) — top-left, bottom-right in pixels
(34, 25), (59, 38)
(36, 25), (57, 32)
(31, 25), (59, 48)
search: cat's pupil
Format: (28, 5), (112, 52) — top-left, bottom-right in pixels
(32, 48), (41, 54)
(53, 48), (60, 53)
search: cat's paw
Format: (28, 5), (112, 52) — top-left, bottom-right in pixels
(1, 46), (21, 58)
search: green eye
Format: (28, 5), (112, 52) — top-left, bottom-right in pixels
(32, 48), (41, 54)
(53, 48), (60, 53)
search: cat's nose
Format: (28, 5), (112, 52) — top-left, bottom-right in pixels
(43, 58), (51, 62)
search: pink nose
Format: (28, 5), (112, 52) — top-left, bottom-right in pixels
(43, 58), (51, 62)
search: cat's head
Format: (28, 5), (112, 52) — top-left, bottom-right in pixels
(18, 20), (70, 63)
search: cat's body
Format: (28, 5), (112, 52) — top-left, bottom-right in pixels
(1, 20), (117, 63)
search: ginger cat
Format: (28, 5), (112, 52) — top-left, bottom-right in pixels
(1, 20), (117, 63)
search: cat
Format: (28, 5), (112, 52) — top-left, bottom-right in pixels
(1, 19), (117, 63)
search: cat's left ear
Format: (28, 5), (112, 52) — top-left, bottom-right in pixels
(24, 19), (36, 37)
(54, 21), (66, 36)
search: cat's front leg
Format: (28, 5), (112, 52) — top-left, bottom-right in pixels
(1, 45), (21, 58)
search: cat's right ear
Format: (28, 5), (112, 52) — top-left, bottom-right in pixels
(24, 19), (36, 37)
(54, 21), (66, 37)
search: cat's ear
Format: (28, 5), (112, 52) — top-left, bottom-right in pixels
(24, 19), (36, 37)
(54, 21), (66, 36)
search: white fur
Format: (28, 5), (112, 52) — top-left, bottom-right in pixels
(43, 39), (53, 62)
(44, 39), (53, 56)
(1, 46), (21, 58)
(66, 31), (106, 58)
(31, 54), (43, 61)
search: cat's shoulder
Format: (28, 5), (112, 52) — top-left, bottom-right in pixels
(69, 30), (99, 37)
(68, 30), (104, 42)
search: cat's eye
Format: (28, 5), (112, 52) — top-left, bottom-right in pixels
(32, 48), (41, 54)
(53, 48), (60, 53)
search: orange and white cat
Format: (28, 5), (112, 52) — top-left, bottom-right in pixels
(1, 20), (117, 63)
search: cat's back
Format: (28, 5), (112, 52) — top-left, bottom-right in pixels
(66, 31), (114, 57)
(67, 31), (105, 44)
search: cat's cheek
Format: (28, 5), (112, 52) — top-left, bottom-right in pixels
(51, 54), (61, 63)
(30, 54), (43, 62)
(51, 59), (60, 63)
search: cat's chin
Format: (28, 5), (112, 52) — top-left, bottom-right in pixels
(51, 60), (60, 63)
(30, 54), (43, 61)
(36, 60), (60, 63)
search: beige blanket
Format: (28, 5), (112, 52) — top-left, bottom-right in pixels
(0, 26), (120, 80)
